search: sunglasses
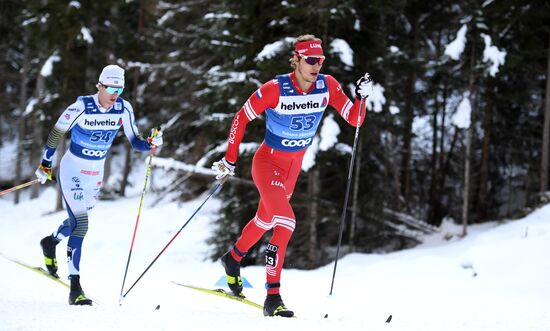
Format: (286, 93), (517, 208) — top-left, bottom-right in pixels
(101, 84), (124, 95)
(299, 54), (325, 66)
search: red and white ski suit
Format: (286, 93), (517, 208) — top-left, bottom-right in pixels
(225, 72), (365, 294)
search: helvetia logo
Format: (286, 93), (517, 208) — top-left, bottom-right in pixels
(117, 118), (123, 126)
(84, 119), (117, 126)
(321, 97), (327, 107)
(280, 101), (319, 111)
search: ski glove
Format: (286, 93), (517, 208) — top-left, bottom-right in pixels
(147, 128), (164, 147)
(35, 164), (53, 184)
(212, 157), (235, 180)
(355, 73), (373, 99)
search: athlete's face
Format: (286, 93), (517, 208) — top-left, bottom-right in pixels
(295, 54), (323, 84)
(97, 83), (124, 109)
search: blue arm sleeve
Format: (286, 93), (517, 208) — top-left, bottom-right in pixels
(41, 146), (56, 167)
(130, 137), (151, 152)
(121, 101), (152, 152)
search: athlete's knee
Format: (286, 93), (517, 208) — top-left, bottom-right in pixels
(272, 215), (296, 233)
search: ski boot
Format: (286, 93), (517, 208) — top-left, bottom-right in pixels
(68, 275), (93, 306)
(221, 251), (243, 297)
(40, 235), (59, 278)
(263, 294), (294, 317)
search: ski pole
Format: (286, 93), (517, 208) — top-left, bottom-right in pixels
(120, 175), (230, 303)
(0, 179), (40, 197)
(329, 95), (367, 296)
(118, 128), (159, 305)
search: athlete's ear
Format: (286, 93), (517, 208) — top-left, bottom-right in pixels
(292, 55), (300, 67)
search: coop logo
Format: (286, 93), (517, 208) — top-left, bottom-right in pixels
(84, 119), (117, 126)
(281, 137), (312, 147)
(82, 149), (108, 158)
(280, 101), (319, 111)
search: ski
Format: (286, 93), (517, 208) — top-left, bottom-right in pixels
(0, 251), (99, 304)
(171, 281), (263, 310)
(0, 251), (69, 288)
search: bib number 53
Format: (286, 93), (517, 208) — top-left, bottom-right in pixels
(289, 115), (316, 131)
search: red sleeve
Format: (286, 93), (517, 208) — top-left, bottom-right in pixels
(326, 75), (365, 127)
(224, 79), (279, 163)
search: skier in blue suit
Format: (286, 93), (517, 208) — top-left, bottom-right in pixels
(35, 65), (164, 305)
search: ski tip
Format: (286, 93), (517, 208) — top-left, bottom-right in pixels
(385, 314), (392, 323)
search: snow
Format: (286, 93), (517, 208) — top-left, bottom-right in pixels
(69, 1), (81, 9)
(389, 105), (400, 115)
(40, 53), (61, 77)
(23, 97), (38, 116)
(318, 114), (340, 151)
(203, 12), (239, 20)
(2, 161), (550, 330)
(301, 136), (319, 172)
(329, 39), (354, 67)
(389, 45), (400, 54)
(481, 33), (506, 77)
(302, 113), (342, 172)
(80, 27), (94, 44)
(452, 94), (472, 129)
(255, 38), (294, 62)
(444, 26), (505, 75)
(445, 24), (468, 60)
(412, 115), (432, 148)
(366, 83), (386, 113)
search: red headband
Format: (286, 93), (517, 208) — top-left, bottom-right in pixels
(295, 40), (324, 57)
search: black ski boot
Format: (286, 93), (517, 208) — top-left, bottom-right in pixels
(263, 294), (294, 317)
(68, 275), (93, 306)
(40, 235), (59, 278)
(221, 251), (243, 296)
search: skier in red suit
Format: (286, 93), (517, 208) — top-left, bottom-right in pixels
(212, 34), (373, 317)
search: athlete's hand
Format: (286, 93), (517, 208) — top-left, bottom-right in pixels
(211, 157), (235, 180)
(355, 73), (373, 99)
(35, 162), (53, 184)
(147, 128), (163, 147)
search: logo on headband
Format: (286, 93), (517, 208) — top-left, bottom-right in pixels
(295, 40), (324, 56)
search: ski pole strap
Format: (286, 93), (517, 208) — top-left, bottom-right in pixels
(265, 282), (280, 289)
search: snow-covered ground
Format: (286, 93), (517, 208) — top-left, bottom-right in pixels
(1, 172), (549, 330)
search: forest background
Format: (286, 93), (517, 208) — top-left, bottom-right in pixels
(1, 0), (549, 269)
